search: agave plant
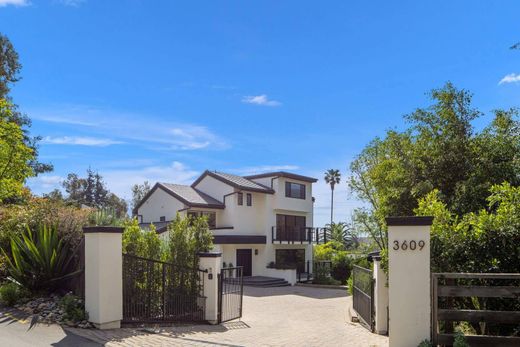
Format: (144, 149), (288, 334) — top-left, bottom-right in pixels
(2, 224), (81, 292)
(88, 207), (124, 226)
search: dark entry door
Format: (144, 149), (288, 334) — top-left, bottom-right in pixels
(236, 249), (252, 276)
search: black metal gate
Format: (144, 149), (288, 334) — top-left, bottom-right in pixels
(218, 266), (243, 323)
(352, 264), (374, 331)
(122, 253), (206, 324)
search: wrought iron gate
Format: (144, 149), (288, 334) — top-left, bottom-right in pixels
(218, 266), (243, 323)
(352, 264), (374, 331)
(122, 253), (206, 324)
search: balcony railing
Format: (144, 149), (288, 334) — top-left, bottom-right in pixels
(271, 226), (327, 244)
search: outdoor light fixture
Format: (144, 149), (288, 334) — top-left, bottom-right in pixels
(255, 249), (258, 255)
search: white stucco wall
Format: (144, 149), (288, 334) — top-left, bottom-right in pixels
(272, 177), (313, 218)
(193, 175), (233, 202)
(137, 187), (185, 223)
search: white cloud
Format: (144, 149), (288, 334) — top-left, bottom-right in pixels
(30, 105), (228, 151)
(27, 175), (64, 195)
(499, 73), (520, 85)
(56, 0), (84, 6)
(242, 95), (281, 107)
(0, 0), (29, 6)
(232, 165), (300, 176)
(42, 136), (123, 147)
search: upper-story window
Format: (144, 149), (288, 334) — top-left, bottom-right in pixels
(237, 192), (243, 205)
(246, 193), (252, 206)
(188, 211), (216, 228)
(160, 216), (166, 222)
(285, 182), (306, 199)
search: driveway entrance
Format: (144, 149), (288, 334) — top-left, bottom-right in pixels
(70, 285), (388, 346)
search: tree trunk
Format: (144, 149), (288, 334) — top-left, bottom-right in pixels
(330, 187), (334, 225)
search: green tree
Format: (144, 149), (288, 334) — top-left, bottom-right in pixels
(349, 82), (520, 247)
(324, 169), (341, 225)
(324, 222), (358, 250)
(0, 99), (35, 201)
(131, 181), (151, 210)
(0, 33), (52, 175)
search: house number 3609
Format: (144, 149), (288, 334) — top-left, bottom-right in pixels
(392, 240), (425, 251)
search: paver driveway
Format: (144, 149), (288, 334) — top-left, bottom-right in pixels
(70, 285), (388, 347)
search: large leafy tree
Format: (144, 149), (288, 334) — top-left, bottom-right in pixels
(0, 33), (52, 176)
(0, 99), (35, 201)
(131, 181), (151, 211)
(349, 82), (520, 250)
(324, 169), (341, 225)
(62, 169), (128, 217)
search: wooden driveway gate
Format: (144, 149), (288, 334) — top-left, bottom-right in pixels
(122, 254), (206, 324)
(218, 266), (244, 323)
(352, 264), (374, 331)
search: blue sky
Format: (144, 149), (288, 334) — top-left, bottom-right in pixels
(1, 0), (519, 226)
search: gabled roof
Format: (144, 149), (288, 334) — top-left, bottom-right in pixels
(192, 170), (275, 194)
(133, 182), (225, 214)
(244, 171), (318, 183)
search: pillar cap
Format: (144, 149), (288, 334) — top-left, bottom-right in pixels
(197, 252), (222, 258)
(83, 226), (124, 233)
(386, 216), (433, 226)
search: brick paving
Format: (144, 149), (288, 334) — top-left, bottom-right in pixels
(70, 286), (388, 347)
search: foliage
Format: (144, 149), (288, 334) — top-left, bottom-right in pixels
(324, 169), (341, 224)
(88, 207), (125, 227)
(0, 34), (21, 99)
(346, 276), (353, 295)
(59, 293), (87, 322)
(131, 181), (151, 211)
(314, 242), (353, 283)
(1, 225), (82, 292)
(349, 83), (520, 250)
(0, 282), (28, 306)
(0, 99), (35, 202)
(331, 251), (352, 283)
(314, 241), (343, 261)
(417, 340), (433, 347)
(167, 213), (213, 270)
(323, 222), (358, 250)
(122, 218), (164, 261)
(453, 331), (469, 347)
(62, 169), (128, 218)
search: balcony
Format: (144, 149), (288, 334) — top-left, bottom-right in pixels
(271, 226), (326, 244)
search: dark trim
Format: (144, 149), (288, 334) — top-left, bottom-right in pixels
(210, 226), (234, 230)
(367, 251), (381, 262)
(133, 182), (225, 214)
(197, 252), (222, 258)
(385, 216), (434, 226)
(83, 226), (124, 233)
(192, 170), (275, 194)
(213, 235), (267, 244)
(245, 171), (318, 183)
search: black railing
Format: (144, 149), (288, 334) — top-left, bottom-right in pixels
(271, 226), (327, 243)
(122, 253), (206, 324)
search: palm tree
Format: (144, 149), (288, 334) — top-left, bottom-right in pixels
(323, 222), (359, 250)
(324, 169), (341, 225)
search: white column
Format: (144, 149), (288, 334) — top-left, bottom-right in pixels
(198, 252), (222, 324)
(387, 216), (433, 347)
(373, 256), (389, 335)
(84, 226), (124, 330)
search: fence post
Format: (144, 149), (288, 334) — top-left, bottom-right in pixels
(386, 216), (433, 347)
(198, 252), (222, 324)
(372, 256), (389, 335)
(83, 226), (124, 329)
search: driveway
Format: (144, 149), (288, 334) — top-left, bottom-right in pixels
(70, 285), (388, 347)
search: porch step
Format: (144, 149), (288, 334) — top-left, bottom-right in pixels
(242, 276), (291, 287)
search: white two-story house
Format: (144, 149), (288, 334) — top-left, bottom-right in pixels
(134, 170), (318, 285)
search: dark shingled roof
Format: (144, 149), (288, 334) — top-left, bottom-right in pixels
(244, 171), (318, 183)
(160, 183), (224, 207)
(192, 170), (275, 193)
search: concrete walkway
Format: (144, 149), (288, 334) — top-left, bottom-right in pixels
(70, 286), (388, 347)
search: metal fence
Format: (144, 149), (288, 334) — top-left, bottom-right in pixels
(122, 253), (206, 324)
(352, 264), (374, 331)
(218, 266), (243, 323)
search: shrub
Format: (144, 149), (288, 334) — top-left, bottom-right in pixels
(453, 331), (469, 347)
(331, 251), (352, 283)
(60, 294), (87, 322)
(88, 208), (124, 227)
(417, 340), (432, 347)
(0, 282), (28, 306)
(122, 219), (164, 260)
(2, 224), (82, 292)
(346, 276), (353, 295)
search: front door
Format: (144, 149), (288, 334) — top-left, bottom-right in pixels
(236, 249), (252, 276)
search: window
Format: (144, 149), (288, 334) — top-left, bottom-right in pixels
(237, 192), (243, 205)
(276, 214), (306, 230)
(275, 249), (305, 273)
(246, 193), (252, 206)
(159, 216), (166, 222)
(187, 211), (216, 228)
(285, 182), (306, 199)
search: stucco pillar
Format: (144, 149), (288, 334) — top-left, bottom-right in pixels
(386, 216), (433, 347)
(83, 226), (124, 329)
(198, 252), (222, 324)
(372, 256), (389, 335)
